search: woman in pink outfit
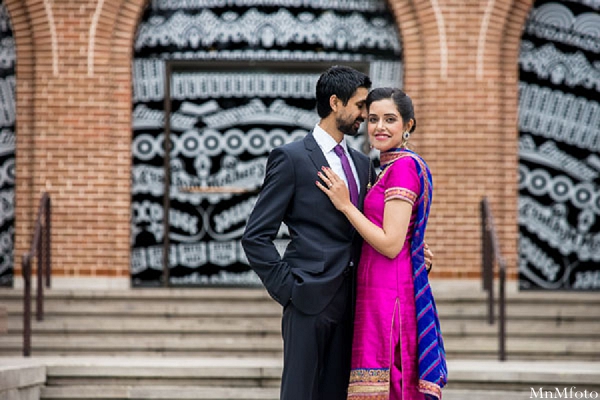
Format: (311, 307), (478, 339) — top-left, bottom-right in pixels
(317, 88), (447, 400)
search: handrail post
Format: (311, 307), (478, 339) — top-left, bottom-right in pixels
(480, 196), (507, 361)
(499, 261), (506, 361)
(480, 200), (489, 292)
(36, 237), (43, 322)
(45, 196), (52, 288)
(22, 256), (31, 357)
(481, 199), (494, 324)
(488, 245), (494, 325)
(22, 192), (52, 356)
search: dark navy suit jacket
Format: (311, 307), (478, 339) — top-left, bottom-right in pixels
(242, 132), (373, 315)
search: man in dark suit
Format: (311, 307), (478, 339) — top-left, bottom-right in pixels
(242, 65), (373, 400)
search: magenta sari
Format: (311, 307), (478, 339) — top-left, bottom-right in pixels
(347, 151), (446, 400)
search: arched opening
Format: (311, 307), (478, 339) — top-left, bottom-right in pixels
(517, 0), (600, 290)
(130, 0), (404, 287)
(0, 0), (15, 287)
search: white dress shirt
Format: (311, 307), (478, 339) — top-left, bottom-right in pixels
(312, 124), (360, 191)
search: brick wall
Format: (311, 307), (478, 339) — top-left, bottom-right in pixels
(7, 0), (534, 282)
(389, 0), (534, 278)
(8, 0), (145, 280)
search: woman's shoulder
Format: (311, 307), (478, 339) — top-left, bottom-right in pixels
(382, 155), (420, 188)
(393, 154), (418, 167)
(386, 154), (419, 175)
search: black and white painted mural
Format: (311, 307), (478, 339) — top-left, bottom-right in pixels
(0, 0), (15, 287)
(131, 0), (403, 286)
(518, 0), (600, 290)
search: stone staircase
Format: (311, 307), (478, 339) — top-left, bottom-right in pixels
(0, 288), (282, 358)
(1, 280), (598, 360)
(1, 279), (599, 399)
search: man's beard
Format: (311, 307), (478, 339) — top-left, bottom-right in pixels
(337, 117), (363, 137)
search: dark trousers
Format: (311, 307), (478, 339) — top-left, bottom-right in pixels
(280, 276), (353, 400)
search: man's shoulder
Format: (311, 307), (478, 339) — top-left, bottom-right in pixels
(272, 135), (310, 155)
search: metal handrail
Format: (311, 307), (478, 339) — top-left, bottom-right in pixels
(480, 197), (506, 361)
(22, 192), (52, 357)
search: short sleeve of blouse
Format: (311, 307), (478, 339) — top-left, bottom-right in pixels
(382, 156), (420, 206)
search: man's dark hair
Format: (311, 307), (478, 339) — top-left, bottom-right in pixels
(315, 66), (372, 118)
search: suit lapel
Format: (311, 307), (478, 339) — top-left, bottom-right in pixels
(304, 131), (330, 171)
(306, 132), (370, 209)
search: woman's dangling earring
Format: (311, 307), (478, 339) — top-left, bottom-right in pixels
(401, 131), (410, 148)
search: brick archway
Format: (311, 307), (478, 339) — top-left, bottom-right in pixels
(10, 0), (149, 280)
(386, 0), (425, 102)
(384, 0), (535, 278)
(103, 0), (149, 277)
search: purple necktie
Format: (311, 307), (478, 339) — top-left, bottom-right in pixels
(334, 144), (359, 207)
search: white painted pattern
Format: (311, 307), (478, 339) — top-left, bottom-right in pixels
(0, 0), (14, 284)
(526, 2), (600, 53)
(476, 0), (496, 81)
(150, 0), (387, 12)
(88, 0), (105, 77)
(520, 40), (600, 90)
(131, 1), (402, 285)
(135, 9), (401, 53)
(429, 0), (448, 79)
(519, 82), (600, 152)
(44, 0), (59, 76)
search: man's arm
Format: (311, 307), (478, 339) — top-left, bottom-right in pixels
(242, 147), (296, 306)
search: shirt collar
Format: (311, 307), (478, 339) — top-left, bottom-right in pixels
(313, 123), (349, 154)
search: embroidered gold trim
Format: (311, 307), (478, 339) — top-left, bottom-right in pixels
(348, 369), (390, 398)
(384, 187), (417, 205)
(419, 379), (442, 399)
(349, 368), (390, 383)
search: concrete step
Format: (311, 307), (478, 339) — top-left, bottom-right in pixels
(0, 336), (284, 357)
(2, 283), (599, 304)
(2, 357), (599, 397)
(4, 300), (599, 323)
(440, 319), (599, 338)
(41, 387), (577, 400)
(44, 358), (281, 388)
(443, 390), (531, 400)
(0, 283), (593, 302)
(448, 336), (600, 360)
(41, 386), (280, 400)
(0, 292), (600, 323)
(6, 317), (283, 334)
(1, 335), (598, 360)
(0, 288), (274, 301)
(448, 360), (600, 391)
(38, 387), (559, 400)
(0, 363), (45, 400)
(2, 301), (281, 317)
(6, 317), (597, 338)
